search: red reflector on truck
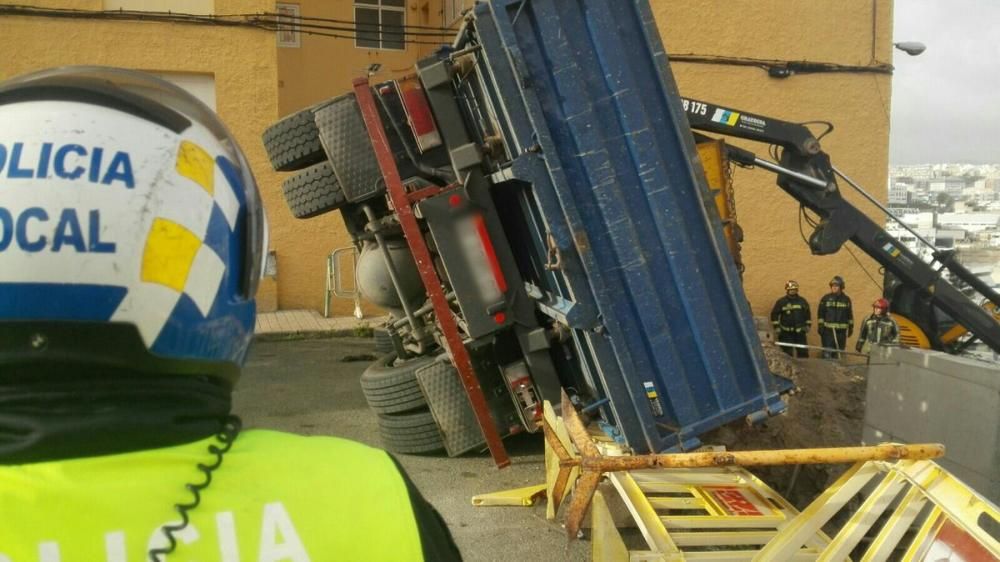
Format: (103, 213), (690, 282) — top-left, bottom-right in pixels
(474, 214), (508, 294)
(398, 77), (443, 153)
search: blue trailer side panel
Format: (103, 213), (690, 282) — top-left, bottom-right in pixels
(479, 0), (791, 452)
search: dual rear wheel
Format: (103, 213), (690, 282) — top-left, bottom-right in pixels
(360, 352), (445, 454)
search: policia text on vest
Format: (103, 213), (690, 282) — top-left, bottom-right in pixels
(0, 431), (459, 561)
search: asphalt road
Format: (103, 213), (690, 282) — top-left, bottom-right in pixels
(237, 337), (588, 561)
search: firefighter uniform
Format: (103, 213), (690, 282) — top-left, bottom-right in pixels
(770, 294), (811, 357)
(0, 429), (458, 561)
(856, 313), (900, 354)
(818, 292), (854, 358)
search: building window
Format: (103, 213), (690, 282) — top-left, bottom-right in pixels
(276, 3), (301, 48)
(355, 0), (405, 51)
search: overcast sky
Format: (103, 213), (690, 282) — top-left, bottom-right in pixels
(890, 1), (1000, 164)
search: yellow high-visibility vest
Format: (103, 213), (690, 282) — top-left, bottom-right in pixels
(0, 430), (424, 561)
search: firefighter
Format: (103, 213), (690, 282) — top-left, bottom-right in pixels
(0, 67), (460, 562)
(855, 298), (900, 354)
(770, 280), (811, 357)
(817, 275), (854, 359)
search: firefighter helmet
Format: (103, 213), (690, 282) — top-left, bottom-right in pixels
(0, 66), (266, 385)
(873, 298), (890, 312)
(785, 280), (799, 292)
(830, 275), (845, 288)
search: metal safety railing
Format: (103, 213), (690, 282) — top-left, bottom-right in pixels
(325, 246), (362, 319)
(775, 341), (872, 359)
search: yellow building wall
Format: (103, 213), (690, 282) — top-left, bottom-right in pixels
(653, 1), (894, 349)
(0, 0), (282, 311)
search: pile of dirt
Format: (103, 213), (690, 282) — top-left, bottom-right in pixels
(703, 342), (868, 508)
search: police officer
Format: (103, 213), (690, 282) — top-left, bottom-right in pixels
(817, 275), (854, 358)
(856, 298), (900, 354)
(770, 280), (811, 357)
(0, 67), (460, 561)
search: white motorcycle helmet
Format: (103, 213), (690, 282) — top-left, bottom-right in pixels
(0, 66), (266, 385)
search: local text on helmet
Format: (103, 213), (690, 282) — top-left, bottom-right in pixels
(0, 207), (116, 253)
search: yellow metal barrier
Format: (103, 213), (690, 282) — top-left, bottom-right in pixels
(471, 484), (546, 507)
(536, 397), (1000, 561)
(591, 458), (1000, 561)
(476, 399), (1000, 560)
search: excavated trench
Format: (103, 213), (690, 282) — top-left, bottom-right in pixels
(703, 342), (869, 509)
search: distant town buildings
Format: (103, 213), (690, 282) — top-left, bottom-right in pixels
(889, 178), (910, 205)
(890, 163), (1000, 216)
(887, 163), (1000, 291)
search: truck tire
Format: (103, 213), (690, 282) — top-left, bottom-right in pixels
(376, 409), (436, 429)
(376, 410), (445, 454)
(372, 327), (394, 355)
(360, 353), (434, 414)
(365, 386), (426, 416)
(262, 106), (326, 172)
(282, 160), (346, 219)
(379, 432), (445, 454)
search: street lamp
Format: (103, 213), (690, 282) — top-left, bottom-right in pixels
(894, 42), (927, 56)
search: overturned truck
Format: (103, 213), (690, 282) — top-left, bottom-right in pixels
(263, 0), (793, 467)
(262, 0), (1000, 471)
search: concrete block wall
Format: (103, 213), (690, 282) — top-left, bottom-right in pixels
(863, 345), (1000, 504)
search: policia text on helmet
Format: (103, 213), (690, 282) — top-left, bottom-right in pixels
(0, 67), (459, 562)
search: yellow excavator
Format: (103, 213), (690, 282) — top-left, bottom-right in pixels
(686, 100), (1000, 356)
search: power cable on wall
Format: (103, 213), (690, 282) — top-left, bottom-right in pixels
(0, 5), (455, 44)
(669, 54), (893, 77)
(1, 5), (897, 76)
(251, 18), (456, 38)
(271, 12), (455, 32)
(0, 5), (452, 31)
